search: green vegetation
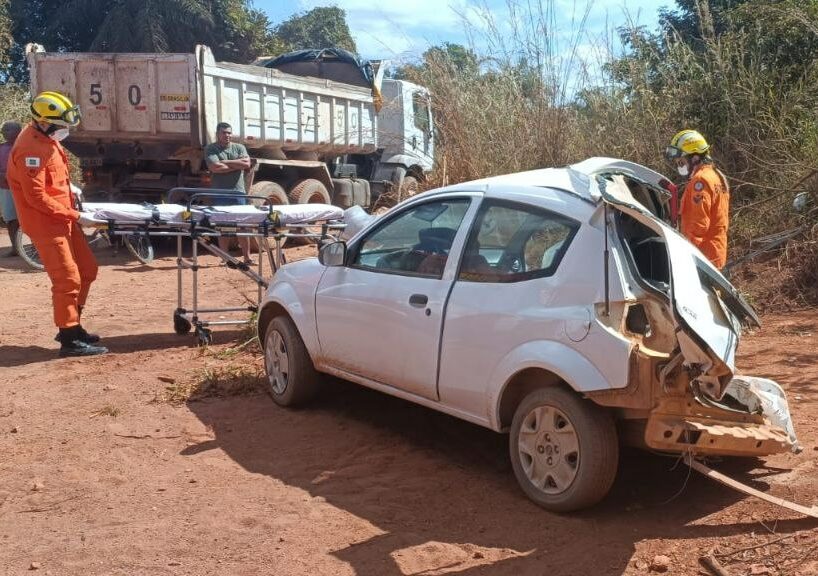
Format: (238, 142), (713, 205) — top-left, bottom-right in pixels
(1, 1), (355, 79)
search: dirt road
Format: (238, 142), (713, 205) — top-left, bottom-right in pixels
(1, 231), (817, 576)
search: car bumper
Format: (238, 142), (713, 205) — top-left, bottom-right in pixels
(643, 374), (800, 457)
(645, 414), (794, 457)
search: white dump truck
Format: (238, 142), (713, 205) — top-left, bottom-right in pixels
(26, 45), (434, 208)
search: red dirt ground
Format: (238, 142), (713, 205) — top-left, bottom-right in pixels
(1, 229), (817, 576)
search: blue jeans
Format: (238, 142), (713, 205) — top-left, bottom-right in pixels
(210, 189), (247, 206)
(1, 188), (16, 221)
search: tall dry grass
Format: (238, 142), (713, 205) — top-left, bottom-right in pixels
(408, 0), (818, 308)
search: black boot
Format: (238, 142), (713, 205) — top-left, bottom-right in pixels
(54, 306), (101, 344)
(57, 326), (108, 357)
(3, 219), (19, 257)
(54, 325), (100, 344)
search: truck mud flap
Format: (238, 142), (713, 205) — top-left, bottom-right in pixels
(685, 454), (818, 519)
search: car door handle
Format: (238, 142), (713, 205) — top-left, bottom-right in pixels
(409, 293), (428, 307)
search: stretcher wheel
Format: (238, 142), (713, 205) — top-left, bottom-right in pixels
(195, 326), (213, 346)
(14, 228), (44, 271)
(124, 234), (154, 264)
(173, 311), (192, 335)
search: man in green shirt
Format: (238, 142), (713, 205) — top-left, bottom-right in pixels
(204, 122), (253, 263)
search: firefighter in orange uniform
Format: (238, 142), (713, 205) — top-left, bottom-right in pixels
(7, 91), (107, 357)
(665, 129), (730, 270)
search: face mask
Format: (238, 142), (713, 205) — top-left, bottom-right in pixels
(677, 164), (689, 177)
(49, 128), (70, 142)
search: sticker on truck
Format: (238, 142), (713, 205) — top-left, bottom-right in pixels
(160, 94), (190, 102)
(160, 112), (191, 121)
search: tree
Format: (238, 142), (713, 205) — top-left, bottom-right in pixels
(208, 0), (279, 62)
(392, 43), (479, 82)
(0, 0), (13, 65)
(3, 0), (278, 79)
(659, 0), (752, 43)
(271, 7), (356, 54)
(43, 0), (214, 53)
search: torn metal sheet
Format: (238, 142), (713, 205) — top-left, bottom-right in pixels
(685, 455), (818, 519)
(722, 375), (802, 453)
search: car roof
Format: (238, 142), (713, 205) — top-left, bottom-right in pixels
(417, 157), (669, 221)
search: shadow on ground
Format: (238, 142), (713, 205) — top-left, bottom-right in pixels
(0, 329), (246, 367)
(184, 379), (816, 575)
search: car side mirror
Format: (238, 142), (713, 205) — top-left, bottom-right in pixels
(319, 240), (347, 267)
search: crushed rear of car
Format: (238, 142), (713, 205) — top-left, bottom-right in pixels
(572, 158), (800, 459)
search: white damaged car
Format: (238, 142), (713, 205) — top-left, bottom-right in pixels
(257, 157), (800, 512)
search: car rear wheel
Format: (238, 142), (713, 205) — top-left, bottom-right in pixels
(509, 387), (618, 512)
(263, 315), (320, 407)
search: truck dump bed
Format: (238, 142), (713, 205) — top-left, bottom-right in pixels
(27, 45), (378, 161)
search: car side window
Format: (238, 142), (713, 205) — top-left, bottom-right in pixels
(458, 202), (578, 283)
(352, 198), (470, 278)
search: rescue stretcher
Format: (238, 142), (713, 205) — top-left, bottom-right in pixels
(79, 188), (345, 345)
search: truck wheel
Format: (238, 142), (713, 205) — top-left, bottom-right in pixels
(249, 181), (289, 207)
(288, 178), (331, 205)
(509, 387), (618, 512)
(263, 315), (320, 407)
(398, 175), (420, 202)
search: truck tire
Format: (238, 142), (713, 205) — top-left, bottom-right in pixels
(288, 178), (331, 205)
(509, 387), (618, 512)
(263, 315), (321, 407)
(398, 175), (420, 202)
(250, 180), (289, 207)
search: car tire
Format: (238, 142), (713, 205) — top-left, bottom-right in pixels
(263, 315), (320, 407)
(509, 387), (618, 512)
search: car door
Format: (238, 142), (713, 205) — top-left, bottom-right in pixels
(437, 199), (586, 420)
(315, 196), (474, 400)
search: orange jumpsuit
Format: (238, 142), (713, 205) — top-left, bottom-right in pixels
(6, 123), (97, 328)
(680, 163), (730, 269)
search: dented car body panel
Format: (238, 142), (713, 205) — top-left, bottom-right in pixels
(259, 157), (799, 461)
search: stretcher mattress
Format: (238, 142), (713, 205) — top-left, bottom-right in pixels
(80, 202), (344, 226)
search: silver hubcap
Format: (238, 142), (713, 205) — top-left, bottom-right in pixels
(265, 330), (289, 395)
(518, 405), (579, 494)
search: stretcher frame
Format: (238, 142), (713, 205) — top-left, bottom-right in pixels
(84, 188), (344, 345)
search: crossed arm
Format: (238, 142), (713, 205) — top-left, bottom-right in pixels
(207, 156), (251, 173)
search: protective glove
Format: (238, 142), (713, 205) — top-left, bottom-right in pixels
(70, 183), (85, 211)
(77, 212), (99, 227)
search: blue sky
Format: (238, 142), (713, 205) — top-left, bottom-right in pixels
(257, 0), (675, 62)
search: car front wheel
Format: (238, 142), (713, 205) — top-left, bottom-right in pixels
(509, 387), (618, 512)
(263, 315), (320, 407)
